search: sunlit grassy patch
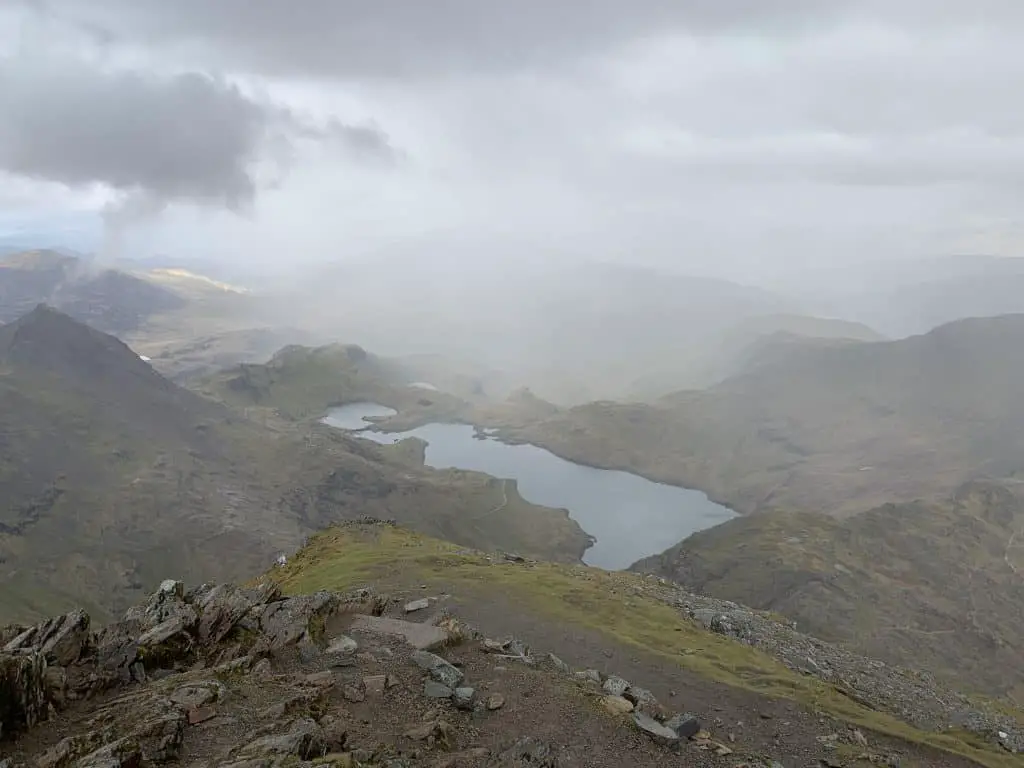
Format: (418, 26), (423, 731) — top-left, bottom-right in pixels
(266, 524), (1021, 768)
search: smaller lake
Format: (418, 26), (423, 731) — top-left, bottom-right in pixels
(323, 402), (737, 570)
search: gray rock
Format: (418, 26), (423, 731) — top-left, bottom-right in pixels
(602, 675), (629, 696)
(547, 653), (571, 674)
(136, 614), (196, 667)
(625, 686), (658, 708)
(237, 717), (326, 760)
(410, 650), (464, 688)
(664, 713), (701, 739)
(404, 598), (430, 613)
(575, 668), (602, 685)
(453, 686), (476, 710)
(691, 608), (719, 629)
(197, 585), (257, 644)
(350, 615), (448, 651)
(633, 711), (680, 744)
(3, 610), (91, 667)
(486, 692), (506, 710)
(255, 592), (339, 652)
(123, 581), (195, 634)
(325, 635), (358, 656)
(424, 680), (454, 699)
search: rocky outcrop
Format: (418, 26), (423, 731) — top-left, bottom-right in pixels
(0, 577), (343, 744)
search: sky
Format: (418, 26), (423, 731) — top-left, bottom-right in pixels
(4, 1), (1024, 284)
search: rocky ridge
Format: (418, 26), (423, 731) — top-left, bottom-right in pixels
(1, 577), (797, 767)
(2, 526), (1022, 766)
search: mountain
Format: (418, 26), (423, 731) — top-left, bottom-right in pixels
(0, 249), (185, 333)
(632, 480), (1024, 699)
(493, 314), (1024, 517)
(3, 521), (1021, 766)
(0, 308), (588, 625)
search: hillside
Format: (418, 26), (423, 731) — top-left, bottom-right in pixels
(493, 314), (1024, 517)
(632, 481), (1024, 699)
(0, 308), (588, 625)
(0, 249), (187, 333)
(2, 522), (1021, 766)
(198, 342), (473, 425)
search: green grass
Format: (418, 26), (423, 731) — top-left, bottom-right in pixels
(266, 524), (1023, 768)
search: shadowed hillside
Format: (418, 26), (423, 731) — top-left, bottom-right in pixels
(0, 249), (185, 333)
(0, 308), (588, 624)
(633, 481), (1024, 699)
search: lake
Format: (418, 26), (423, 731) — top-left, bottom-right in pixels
(323, 402), (737, 570)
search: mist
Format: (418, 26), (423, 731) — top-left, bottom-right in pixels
(7, 2), (1024, 398)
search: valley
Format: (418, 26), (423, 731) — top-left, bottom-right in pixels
(4, 251), (1024, 763)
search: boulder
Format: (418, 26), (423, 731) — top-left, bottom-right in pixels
(601, 675), (629, 697)
(197, 585), (257, 645)
(348, 615), (448, 651)
(236, 717), (326, 760)
(254, 592), (339, 652)
(632, 711), (680, 744)
(2, 610), (91, 667)
(136, 615), (196, 669)
(410, 650), (464, 688)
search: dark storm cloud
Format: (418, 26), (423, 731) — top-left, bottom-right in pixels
(0, 58), (394, 207)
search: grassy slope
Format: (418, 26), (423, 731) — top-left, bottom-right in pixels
(632, 481), (1024, 699)
(265, 524), (1022, 768)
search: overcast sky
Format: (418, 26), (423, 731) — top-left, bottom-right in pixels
(3, 1), (1024, 283)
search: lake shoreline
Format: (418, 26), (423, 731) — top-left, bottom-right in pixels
(323, 402), (738, 570)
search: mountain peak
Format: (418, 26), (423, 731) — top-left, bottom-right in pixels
(0, 304), (168, 389)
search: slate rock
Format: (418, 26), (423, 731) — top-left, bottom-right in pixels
(3, 609), (91, 667)
(424, 680), (454, 699)
(404, 598), (430, 613)
(602, 675), (629, 697)
(197, 585), (257, 644)
(453, 686), (475, 710)
(633, 711), (680, 744)
(410, 650), (464, 688)
(237, 717), (326, 760)
(349, 615), (448, 651)
(664, 713), (701, 739)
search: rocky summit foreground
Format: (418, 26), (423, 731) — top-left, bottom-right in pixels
(1, 523), (1022, 767)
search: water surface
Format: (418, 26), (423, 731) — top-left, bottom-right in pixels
(324, 402), (737, 569)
